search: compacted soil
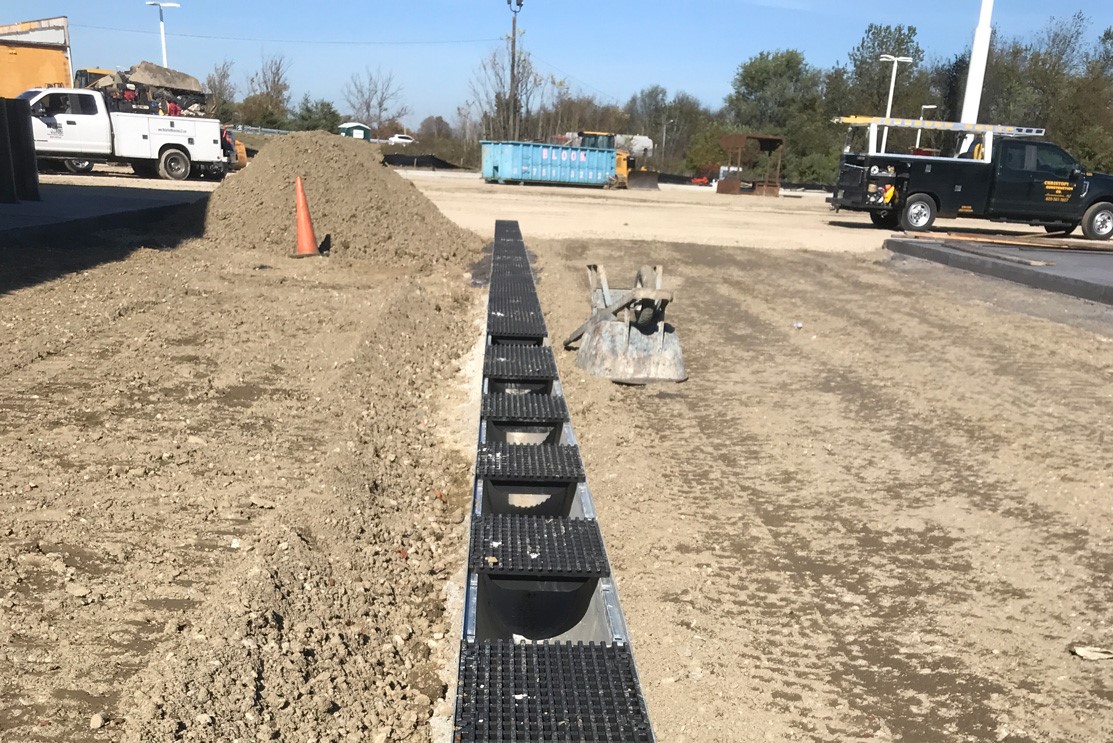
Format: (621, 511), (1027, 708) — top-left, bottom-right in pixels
(4, 142), (1112, 743)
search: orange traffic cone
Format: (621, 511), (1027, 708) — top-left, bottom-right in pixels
(292, 176), (320, 258)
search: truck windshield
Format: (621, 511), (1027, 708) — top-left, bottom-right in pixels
(17, 90), (39, 101)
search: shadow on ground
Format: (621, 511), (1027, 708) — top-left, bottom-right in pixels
(0, 194), (209, 296)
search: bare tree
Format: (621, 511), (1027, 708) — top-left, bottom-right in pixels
(470, 32), (547, 140)
(343, 69), (411, 134)
(205, 58), (237, 119)
(240, 54), (291, 127)
(247, 54), (291, 108)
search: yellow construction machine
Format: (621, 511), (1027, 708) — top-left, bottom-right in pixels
(578, 131), (660, 190)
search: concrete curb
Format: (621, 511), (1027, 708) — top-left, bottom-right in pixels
(885, 237), (1113, 306)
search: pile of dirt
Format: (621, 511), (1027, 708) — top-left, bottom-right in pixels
(205, 131), (482, 269)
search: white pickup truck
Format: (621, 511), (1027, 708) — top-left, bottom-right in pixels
(19, 87), (227, 180)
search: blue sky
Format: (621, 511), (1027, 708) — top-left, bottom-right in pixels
(9, 1), (1113, 127)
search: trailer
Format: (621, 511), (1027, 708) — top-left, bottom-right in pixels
(0, 17), (72, 98)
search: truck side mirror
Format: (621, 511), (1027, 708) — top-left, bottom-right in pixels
(1071, 165), (1084, 180)
(30, 102), (45, 117)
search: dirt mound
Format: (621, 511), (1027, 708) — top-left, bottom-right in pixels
(205, 131), (482, 268)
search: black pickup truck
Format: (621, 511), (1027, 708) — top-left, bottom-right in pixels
(829, 117), (1113, 240)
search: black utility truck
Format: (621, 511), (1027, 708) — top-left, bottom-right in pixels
(829, 116), (1113, 240)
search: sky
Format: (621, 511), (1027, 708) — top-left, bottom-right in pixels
(8, 0), (1113, 129)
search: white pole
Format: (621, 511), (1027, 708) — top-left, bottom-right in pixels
(915, 105), (937, 149)
(158, 7), (167, 67)
(881, 60), (899, 153)
(961, 0), (995, 126)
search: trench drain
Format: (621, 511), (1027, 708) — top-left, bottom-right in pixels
(451, 219), (656, 741)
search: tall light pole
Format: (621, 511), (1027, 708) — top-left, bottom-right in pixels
(960, 0), (994, 151)
(507, 0), (523, 140)
(145, 2), (180, 68)
(879, 54), (913, 153)
(661, 117), (674, 167)
(914, 104), (937, 149)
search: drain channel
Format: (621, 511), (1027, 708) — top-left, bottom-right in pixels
(452, 219), (656, 742)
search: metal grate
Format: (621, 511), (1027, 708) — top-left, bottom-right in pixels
(483, 345), (558, 380)
(454, 640), (653, 743)
(470, 515), (609, 577)
(494, 220), (525, 244)
(476, 442), (585, 482)
(482, 393), (569, 423)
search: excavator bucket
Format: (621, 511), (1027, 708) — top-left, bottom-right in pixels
(563, 265), (686, 385)
(626, 170), (660, 190)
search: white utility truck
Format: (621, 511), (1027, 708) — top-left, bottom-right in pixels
(19, 87), (227, 180)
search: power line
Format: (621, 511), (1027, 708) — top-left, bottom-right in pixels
(529, 54), (622, 104)
(70, 24), (500, 47)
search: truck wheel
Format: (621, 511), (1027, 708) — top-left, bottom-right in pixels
(158, 148), (191, 181)
(900, 194), (937, 232)
(1081, 202), (1113, 240)
(64, 159), (94, 174)
(870, 210), (899, 230)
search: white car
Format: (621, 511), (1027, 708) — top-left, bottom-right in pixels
(387, 133), (415, 146)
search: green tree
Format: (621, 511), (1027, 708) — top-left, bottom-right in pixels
(417, 115), (454, 140)
(289, 94), (341, 132)
(684, 121), (731, 176)
(725, 50), (820, 130)
(847, 24), (925, 117)
(240, 94), (287, 128)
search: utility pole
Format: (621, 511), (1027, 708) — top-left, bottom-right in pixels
(507, 0), (523, 140)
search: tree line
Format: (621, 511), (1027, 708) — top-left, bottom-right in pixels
(204, 13), (1113, 183)
(204, 55), (411, 137)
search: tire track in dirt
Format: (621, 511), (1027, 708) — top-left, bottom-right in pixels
(535, 239), (1113, 742)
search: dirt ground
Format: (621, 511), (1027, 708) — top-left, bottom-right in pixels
(398, 170), (1048, 250)
(3, 160), (1112, 742)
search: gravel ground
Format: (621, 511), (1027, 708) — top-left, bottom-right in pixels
(0, 136), (484, 742)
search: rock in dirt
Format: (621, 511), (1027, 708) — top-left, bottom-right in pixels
(90, 713), (106, 729)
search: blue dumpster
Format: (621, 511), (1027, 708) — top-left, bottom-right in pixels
(481, 141), (616, 187)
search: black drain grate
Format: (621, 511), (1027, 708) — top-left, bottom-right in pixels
(482, 393), (569, 423)
(483, 345), (558, 380)
(470, 515), (609, 577)
(455, 640), (653, 743)
(494, 220), (525, 244)
(476, 442), (585, 482)
(488, 296), (543, 318)
(488, 316), (547, 339)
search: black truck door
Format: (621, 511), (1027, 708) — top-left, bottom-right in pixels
(991, 141), (1083, 219)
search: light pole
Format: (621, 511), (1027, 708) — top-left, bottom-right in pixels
(879, 54), (913, 153)
(507, 0), (523, 140)
(914, 104), (937, 149)
(660, 117), (674, 167)
(145, 2), (180, 68)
